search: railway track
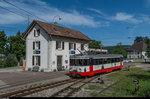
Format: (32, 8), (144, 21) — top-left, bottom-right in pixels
(0, 68), (127, 97)
(51, 75), (99, 97)
(0, 78), (78, 97)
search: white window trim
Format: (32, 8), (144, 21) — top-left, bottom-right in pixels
(56, 41), (64, 50)
(69, 42), (76, 51)
(33, 41), (40, 50)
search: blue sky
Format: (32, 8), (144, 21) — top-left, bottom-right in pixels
(1, 0), (150, 46)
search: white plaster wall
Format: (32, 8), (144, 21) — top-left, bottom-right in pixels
(26, 24), (50, 71)
(50, 36), (89, 71)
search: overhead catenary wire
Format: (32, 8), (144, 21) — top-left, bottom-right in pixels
(0, 5), (27, 18)
(2, 0), (48, 22)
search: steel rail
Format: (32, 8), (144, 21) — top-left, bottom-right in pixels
(0, 78), (77, 97)
(51, 75), (99, 97)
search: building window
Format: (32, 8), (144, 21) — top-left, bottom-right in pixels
(81, 44), (84, 50)
(69, 43), (76, 50)
(56, 41), (64, 50)
(33, 41), (40, 50)
(34, 29), (40, 37)
(32, 56), (40, 66)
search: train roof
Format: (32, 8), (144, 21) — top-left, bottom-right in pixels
(70, 54), (123, 59)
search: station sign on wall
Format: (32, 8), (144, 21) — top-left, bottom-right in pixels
(33, 50), (40, 54)
(69, 51), (75, 54)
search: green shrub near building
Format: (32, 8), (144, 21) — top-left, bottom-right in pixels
(0, 55), (18, 68)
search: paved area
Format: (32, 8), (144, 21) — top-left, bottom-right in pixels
(0, 66), (23, 73)
(0, 70), (70, 93)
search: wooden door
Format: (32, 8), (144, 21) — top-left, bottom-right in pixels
(57, 56), (62, 71)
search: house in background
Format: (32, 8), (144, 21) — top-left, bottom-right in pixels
(22, 20), (91, 72)
(127, 42), (148, 59)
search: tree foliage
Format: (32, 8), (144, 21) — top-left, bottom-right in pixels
(134, 36), (149, 43)
(0, 30), (7, 54)
(111, 42), (127, 58)
(89, 40), (103, 49)
(145, 38), (150, 58)
(8, 31), (25, 63)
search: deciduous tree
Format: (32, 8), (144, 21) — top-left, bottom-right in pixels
(111, 42), (127, 58)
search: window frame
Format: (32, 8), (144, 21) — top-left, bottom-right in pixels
(34, 29), (40, 37)
(69, 43), (76, 50)
(33, 41), (40, 50)
(56, 41), (65, 50)
(32, 55), (40, 66)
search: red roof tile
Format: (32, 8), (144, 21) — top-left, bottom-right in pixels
(23, 20), (91, 41)
(128, 42), (147, 51)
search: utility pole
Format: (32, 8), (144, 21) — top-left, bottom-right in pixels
(28, 16), (30, 26)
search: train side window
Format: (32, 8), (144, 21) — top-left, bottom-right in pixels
(93, 59), (96, 65)
(104, 59), (107, 64)
(87, 59), (90, 65)
(99, 59), (103, 64)
(107, 58), (111, 63)
(96, 59), (100, 65)
(117, 58), (119, 62)
(78, 59), (82, 66)
(84, 59), (90, 66)
(90, 59), (93, 65)
(112, 58), (115, 63)
(75, 59), (79, 66)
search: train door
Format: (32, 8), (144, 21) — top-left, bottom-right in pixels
(89, 58), (93, 72)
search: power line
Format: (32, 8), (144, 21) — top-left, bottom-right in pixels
(0, 5), (27, 18)
(2, 0), (48, 22)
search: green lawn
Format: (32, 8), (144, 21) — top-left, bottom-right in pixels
(87, 67), (150, 97)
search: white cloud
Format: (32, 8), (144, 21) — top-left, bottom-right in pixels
(0, 0), (100, 27)
(110, 12), (142, 24)
(0, 13), (26, 24)
(87, 8), (106, 16)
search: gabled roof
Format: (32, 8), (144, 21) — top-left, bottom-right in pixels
(128, 42), (147, 51)
(22, 20), (91, 41)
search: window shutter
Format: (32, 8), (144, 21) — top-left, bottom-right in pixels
(69, 43), (71, 50)
(34, 30), (36, 37)
(32, 56), (34, 66)
(38, 56), (40, 66)
(33, 42), (35, 50)
(38, 29), (40, 36)
(39, 41), (40, 49)
(56, 41), (58, 49)
(62, 42), (64, 50)
(74, 43), (76, 50)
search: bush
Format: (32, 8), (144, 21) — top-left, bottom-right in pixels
(28, 68), (31, 71)
(40, 69), (44, 72)
(53, 69), (57, 72)
(0, 60), (4, 68)
(3, 56), (18, 67)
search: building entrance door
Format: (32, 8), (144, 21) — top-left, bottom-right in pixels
(57, 56), (62, 71)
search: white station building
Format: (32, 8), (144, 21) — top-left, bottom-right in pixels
(23, 20), (91, 72)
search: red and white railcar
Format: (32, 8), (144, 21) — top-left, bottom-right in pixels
(69, 54), (123, 77)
